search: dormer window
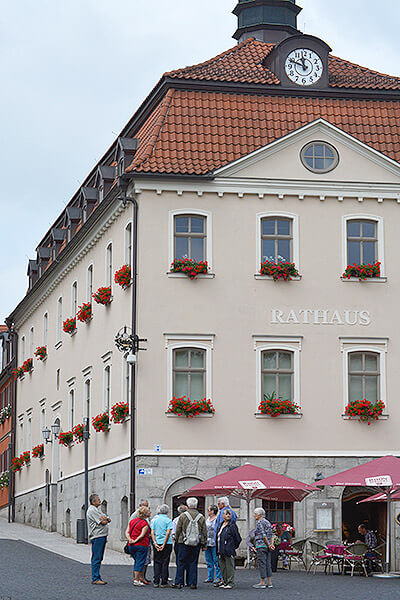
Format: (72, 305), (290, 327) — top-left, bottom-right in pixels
(81, 187), (98, 221)
(115, 137), (138, 178)
(37, 247), (51, 277)
(95, 165), (115, 203)
(27, 260), (39, 290)
(51, 228), (66, 260)
(65, 207), (81, 242)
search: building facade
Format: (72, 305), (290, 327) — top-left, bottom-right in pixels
(0, 326), (14, 512)
(6, 0), (400, 565)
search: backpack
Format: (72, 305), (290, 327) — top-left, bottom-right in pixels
(183, 512), (202, 546)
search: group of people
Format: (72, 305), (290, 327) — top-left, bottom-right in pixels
(86, 493), (279, 589)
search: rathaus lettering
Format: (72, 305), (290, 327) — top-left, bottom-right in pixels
(271, 309), (371, 326)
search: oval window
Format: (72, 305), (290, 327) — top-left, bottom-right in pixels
(300, 141), (339, 173)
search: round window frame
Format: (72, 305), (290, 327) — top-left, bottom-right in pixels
(300, 141), (339, 174)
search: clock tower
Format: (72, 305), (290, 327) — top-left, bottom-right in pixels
(233, 0), (302, 44)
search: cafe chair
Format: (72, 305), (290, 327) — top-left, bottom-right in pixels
(285, 538), (308, 570)
(366, 542), (385, 574)
(307, 541), (332, 574)
(343, 543), (369, 577)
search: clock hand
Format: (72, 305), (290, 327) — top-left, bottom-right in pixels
(289, 59), (304, 68)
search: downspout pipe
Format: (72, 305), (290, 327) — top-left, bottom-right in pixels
(117, 176), (138, 515)
(5, 318), (17, 522)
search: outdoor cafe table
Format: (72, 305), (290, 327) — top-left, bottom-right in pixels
(326, 544), (346, 574)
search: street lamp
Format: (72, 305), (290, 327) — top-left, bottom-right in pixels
(51, 422), (60, 438)
(42, 427), (51, 444)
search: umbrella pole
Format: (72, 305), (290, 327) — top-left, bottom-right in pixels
(374, 489), (400, 578)
(247, 495), (251, 569)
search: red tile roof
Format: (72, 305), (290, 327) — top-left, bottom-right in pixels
(128, 90), (400, 175)
(166, 38), (400, 91)
(0, 325), (7, 333)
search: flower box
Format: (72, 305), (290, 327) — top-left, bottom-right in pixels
(13, 366), (25, 380)
(342, 262), (381, 280)
(58, 431), (74, 447)
(34, 345), (47, 361)
(32, 444), (44, 458)
(115, 264), (132, 289)
(111, 402), (129, 424)
(258, 394), (301, 418)
(0, 404), (11, 425)
(92, 412), (110, 432)
(0, 471), (9, 489)
(63, 317), (77, 334)
(72, 423), (84, 443)
(11, 456), (23, 472)
(259, 261), (300, 281)
(170, 258), (208, 280)
(22, 358), (33, 374)
(166, 397), (215, 418)
(93, 286), (112, 306)
(77, 303), (92, 323)
(344, 399), (385, 425)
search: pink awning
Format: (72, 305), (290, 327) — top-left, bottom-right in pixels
(316, 456), (400, 489)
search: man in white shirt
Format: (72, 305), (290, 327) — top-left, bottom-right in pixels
(86, 494), (111, 585)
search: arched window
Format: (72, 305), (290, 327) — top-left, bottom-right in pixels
(71, 281), (78, 314)
(173, 348), (206, 401)
(124, 223), (132, 266)
(261, 217), (293, 264)
(43, 313), (48, 346)
(87, 265), (93, 302)
(56, 297), (63, 342)
(68, 389), (75, 429)
(20, 336), (25, 363)
(84, 379), (91, 419)
(29, 327), (34, 356)
(106, 243), (113, 287)
(348, 351), (380, 403)
(174, 215), (206, 262)
(261, 350), (294, 401)
(103, 365), (111, 411)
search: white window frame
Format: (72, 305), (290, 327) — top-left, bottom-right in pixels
(71, 281), (78, 315)
(164, 334), (214, 403)
(43, 312), (48, 346)
(26, 412), (32, 455)
(87, 263), (94, 302)
(68, 389), (75, 429)
(82, 365), (92, 419)
(18, 416), (24, 454)
(20, 336), (25, 363)
(39, 399), (46, 441)
(102, 352), (112, 412)
(122, 357), (131, 405)
(56, 296), (63, 343)
(340, 338), (388, 415)
(105, 241), (113, 287)
(253, 336), (302, 412)
(168, 209), (213, 273)
(342, 214), (385, 275)
(256, 212), (299, 274)
(29, 327), (34, 357)
(124, 221), (133, 266)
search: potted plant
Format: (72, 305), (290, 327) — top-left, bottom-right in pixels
(13, 366), (25, 380)
(110, 402), (129, 423)
(170, 258), (208, 279)
(22, 358), (33, 374)
(166, 397), (215, 418)
(93, 286), (112, 305)
(342, 261), (381, 280)
(11, 455), (24, 472)
(0, 405), (11, 425)
(77, 302), (92, 323)
(34, 345), (47, 361)
(72, 423), (84, 443)
(21, 451), (31, 465)
(344, 399), (385, 425)
(63, 317), (77, 334)
(58, 431), (74, 447)
(259, 260), (300, 281)
(0, 471), (9, 489)
(92, 412), (110, 432)
(258, 393), (301, 417)
(114, 264), (132, 289)
(32, 444), (44, 458)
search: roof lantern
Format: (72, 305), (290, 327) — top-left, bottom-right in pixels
(233, 0), (302, 44)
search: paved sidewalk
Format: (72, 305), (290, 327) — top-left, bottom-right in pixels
(0, 517), (132, 565)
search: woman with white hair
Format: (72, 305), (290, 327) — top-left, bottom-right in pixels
(253, 507), (274, 589)
(215, 509), (242, 589)
(151, 503), (173, 587)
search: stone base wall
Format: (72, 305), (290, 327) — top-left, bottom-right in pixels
(12, 454), (400, 568)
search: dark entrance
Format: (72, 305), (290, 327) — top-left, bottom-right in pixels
(342, 486), (386, 544)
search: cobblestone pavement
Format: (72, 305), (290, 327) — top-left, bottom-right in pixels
(1, 539), (399, 600)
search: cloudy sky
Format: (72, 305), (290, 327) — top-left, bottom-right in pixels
(1, 0), (399, 322)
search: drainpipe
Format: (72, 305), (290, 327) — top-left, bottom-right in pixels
(5, 319), (17, 522)
(118, 176), (138, 515)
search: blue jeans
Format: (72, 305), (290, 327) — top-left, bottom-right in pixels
(129, 545), (149, 574)
(175, 544), (201, 587)
(91, 536), (107, 582)
(205, 546), (222, 581)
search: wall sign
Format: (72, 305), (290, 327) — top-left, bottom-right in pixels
(271, 308), (371, 326)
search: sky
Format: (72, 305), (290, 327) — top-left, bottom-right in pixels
(1, 0), (400, 322)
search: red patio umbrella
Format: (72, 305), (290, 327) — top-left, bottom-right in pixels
(316, 455), (400, 578)
(182, 463), (318, 566)
(358, 490), (400, 503)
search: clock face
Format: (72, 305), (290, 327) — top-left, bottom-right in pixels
(285, 49), (323, 86)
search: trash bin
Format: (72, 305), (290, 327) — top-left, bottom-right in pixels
(76, 518), (87, 544)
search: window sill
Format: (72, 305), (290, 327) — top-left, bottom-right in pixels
(254, 275), (302, 281)
(342, 414), (389, 421)
(340, 277), (387, 283)
(55, 340), (63, 350)
(255, 413), (302, 419)
(167, 273), (215, 279)
(165, 412), (214, 418)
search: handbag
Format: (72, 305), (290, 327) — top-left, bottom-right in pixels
(123, 542), (131, 555)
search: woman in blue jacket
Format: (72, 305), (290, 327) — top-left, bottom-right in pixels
(215, 509), (242, 589)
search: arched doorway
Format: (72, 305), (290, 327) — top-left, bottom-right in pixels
(342, 486), (386, 544)
(164, 477), (206, 518)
